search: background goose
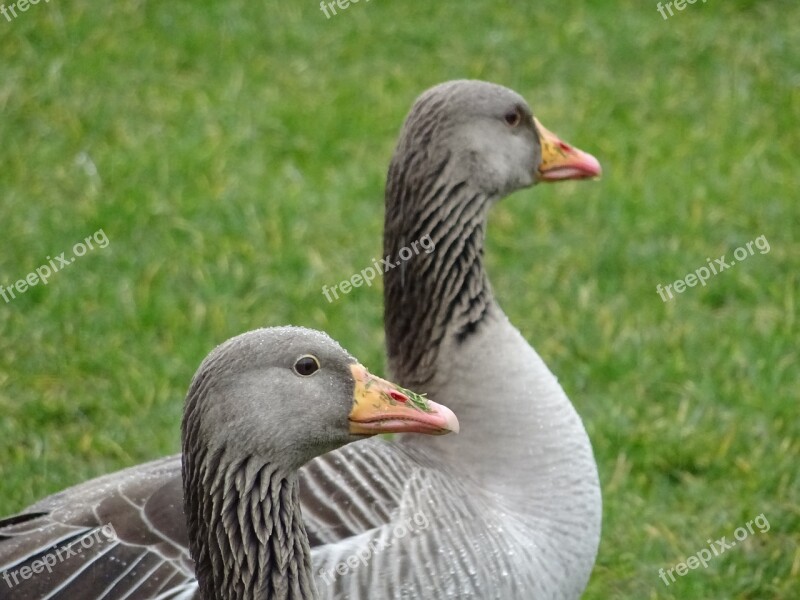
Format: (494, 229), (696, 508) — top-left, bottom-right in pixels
(0, 81), (601, 599)
(0, 327), (458, 600)
(384, 79), (602, 495)
(301, 80), (603, 598)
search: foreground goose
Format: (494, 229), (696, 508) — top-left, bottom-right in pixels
(0, 80), (601, 599)
(0, 327), (458, 600)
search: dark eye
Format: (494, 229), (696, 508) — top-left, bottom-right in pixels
(504, 109), (522, 127)
(293, 355), (320, 376)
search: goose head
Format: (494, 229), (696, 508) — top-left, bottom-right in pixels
(182, 327), (458, 600)
(182, 326), (459, 472)
(388, 79), (601, 203)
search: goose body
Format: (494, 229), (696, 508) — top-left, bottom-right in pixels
(0, 80), (602, 599)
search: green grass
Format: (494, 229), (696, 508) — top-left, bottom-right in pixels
(1, 1), (798, 598)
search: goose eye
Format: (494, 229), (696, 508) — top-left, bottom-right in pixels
(504, 109), (522, 127)
(293, 355), (320, 376)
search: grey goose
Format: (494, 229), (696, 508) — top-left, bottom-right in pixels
(0, 80), (602, 599)
(0, 327), (458, 600)
(302, 80), (603, 598)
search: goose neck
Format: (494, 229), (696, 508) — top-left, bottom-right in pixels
(384, 171), (495, 388)
(184, 452), (316, 600)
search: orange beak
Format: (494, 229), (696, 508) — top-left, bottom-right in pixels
(535, 117), (602, 182)
(348, 365), (459, 436)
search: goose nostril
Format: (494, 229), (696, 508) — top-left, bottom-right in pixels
(389, 391), (408, 403)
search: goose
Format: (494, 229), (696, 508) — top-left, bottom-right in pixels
(301, 80), (603, 598)
(0, 80), (602, 599)
(0, 327), (458, 600)
(385, 80), (602, 514)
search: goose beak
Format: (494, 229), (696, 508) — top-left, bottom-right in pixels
(348, 364), (459, 436)
(534, 117), (602, 182)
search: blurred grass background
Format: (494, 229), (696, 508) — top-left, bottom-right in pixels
(1, 1), (798, 598)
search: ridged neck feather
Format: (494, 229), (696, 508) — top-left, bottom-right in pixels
(183, 447), (316, 600)
(384, 147), (496, 388)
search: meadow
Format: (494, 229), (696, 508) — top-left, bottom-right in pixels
(1, 1), (797, 598)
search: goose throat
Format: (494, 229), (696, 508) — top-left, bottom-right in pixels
(384, 160), (496, 387)
(184, 450), (316, 600)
